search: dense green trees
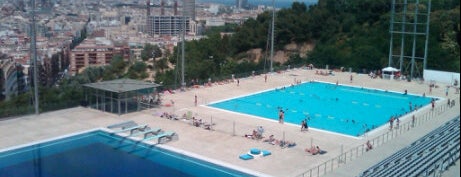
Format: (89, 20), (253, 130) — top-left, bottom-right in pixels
(141, 43), (162, 61)
(154, 0), (459, 89)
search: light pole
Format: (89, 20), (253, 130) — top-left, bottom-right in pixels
(30, 0), (40, 115)
(269, 0), (275, 73)
(180, 16), (186, 91)
(152, 50), (155, 71)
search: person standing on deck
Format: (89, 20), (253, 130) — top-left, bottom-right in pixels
(194, 94), (197, 106)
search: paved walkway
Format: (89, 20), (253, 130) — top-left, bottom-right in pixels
(0, 69), (459, 177)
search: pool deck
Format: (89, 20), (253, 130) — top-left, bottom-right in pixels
(0, 69), (459, 177)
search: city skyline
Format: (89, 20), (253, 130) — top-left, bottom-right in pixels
(197, 0), (318, 8)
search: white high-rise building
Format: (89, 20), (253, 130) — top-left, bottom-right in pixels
(183, 0), (195, 20)
(146, 16), (196, 36)
(235, 0), (248, 10)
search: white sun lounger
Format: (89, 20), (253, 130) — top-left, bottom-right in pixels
(142, 131), (176, 144)
(107, 120), (136, 129)
(141, 128), (163, 138)
(126, 127), (159, 137)
(112, 124), (148, 134)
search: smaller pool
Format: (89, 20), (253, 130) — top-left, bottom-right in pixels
(209, 81), (433, 137)
(0, 130), (260, 177)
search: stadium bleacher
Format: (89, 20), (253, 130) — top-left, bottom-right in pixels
(359, 116), (460, 177)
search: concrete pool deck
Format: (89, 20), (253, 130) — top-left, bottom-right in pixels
(0, 69), (459, 177)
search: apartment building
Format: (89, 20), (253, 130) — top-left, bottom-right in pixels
(0, 57), (26, 100)
(69, 37), (129, 75)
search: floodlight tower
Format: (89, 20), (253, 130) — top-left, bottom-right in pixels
(388, 0), (431, 80)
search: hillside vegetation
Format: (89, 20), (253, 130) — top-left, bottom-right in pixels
(155, 0), (459, 88)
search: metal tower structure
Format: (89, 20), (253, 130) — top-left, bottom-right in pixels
(388, 0), (431, 80)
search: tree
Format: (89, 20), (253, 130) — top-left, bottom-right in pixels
(154, 57), (169, 73)
(141, 44), (161, 61)
(80, 66), (104, 82)
(103, 55), (126, 80)
(127, 61), (148, 79)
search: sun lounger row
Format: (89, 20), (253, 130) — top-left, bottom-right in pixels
(106, 120), (137, 129)
(111, 124), (149, 134)
(126, 127), (162, 138)
(142, 131), (177, 144)
(107, 121), (178, 144)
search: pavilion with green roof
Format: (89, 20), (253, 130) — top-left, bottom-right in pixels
(83, 79), (161, 115)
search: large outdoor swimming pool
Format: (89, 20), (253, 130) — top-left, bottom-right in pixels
(0, 130), (258, 177)
(209, 81), (433, 137)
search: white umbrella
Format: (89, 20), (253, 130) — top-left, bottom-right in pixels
(382, 67), (399, 72)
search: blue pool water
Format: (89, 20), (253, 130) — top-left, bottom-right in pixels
(0, 130), (255, 177)
(209, 81), (433, 137)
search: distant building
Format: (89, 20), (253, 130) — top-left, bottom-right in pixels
(146, 16), (197, 36)
(0, 57), (27, 100)
(183, 0), (196, 20)
(235, 0), (249, 10)
(205, 17), (225, 27)
(208, 4), (220, 15)
(69, 38), (130, 75)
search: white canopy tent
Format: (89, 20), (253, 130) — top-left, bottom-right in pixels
(382, 67), (399, 72)
(382, 67), (400, 79)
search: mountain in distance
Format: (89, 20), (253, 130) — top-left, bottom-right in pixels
(197, 0), (318, 8)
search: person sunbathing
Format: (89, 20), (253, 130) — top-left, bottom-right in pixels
(202, 121), (215, 130)
(280, 140), (296, 148)
(244, 130), (258, 139)
(160, 112), (169, 118)
(305, 146), (314, 154)
(192, 117), (202, 127)
(263, 135), (276, 143)
(305, 146), (320, 155)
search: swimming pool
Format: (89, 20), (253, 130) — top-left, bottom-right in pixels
(0, 130), (259, 177)
(209, 81), (433, 137)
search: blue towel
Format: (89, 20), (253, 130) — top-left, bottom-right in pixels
(239, 154), (254, 160)
(250, 148), (261, 155)
(262, 150), (271, 156)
